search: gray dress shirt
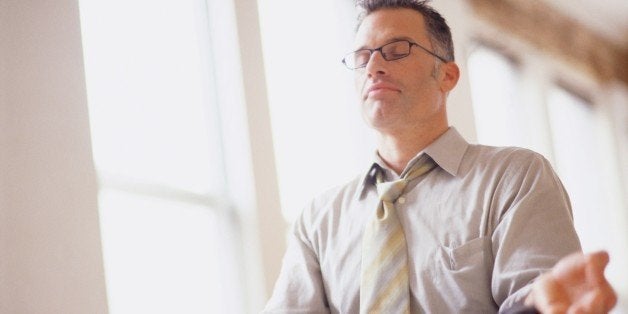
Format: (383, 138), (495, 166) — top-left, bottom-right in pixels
(264, 127), (581, 313)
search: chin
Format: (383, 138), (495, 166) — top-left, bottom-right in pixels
(363, 98), (402, 117)
(363, 111), (398, 131)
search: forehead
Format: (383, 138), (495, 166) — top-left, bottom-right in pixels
(354, 8), (429, 49)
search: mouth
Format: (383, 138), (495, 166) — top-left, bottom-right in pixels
(365, 83), (400, 98)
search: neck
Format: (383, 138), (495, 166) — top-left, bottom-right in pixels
(376, 123), (448, 175)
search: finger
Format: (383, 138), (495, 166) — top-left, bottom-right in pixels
(551, 251), (587, 281)
(590, 251), (610, 267)
(586, 251), (610, 285)
(585, 251), (617, 312)
(531, 274), (569, 313)
(568, 289), (605, 314)
(545, 305), (569, 314)
(599, 281), (618, 312)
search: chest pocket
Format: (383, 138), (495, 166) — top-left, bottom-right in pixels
(433, 236), (496, 311)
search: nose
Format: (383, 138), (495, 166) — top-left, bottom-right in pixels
(365, 50), (387, 78)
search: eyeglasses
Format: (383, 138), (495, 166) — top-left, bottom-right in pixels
(341, 39), (447, 70)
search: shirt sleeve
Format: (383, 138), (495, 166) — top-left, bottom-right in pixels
(490, 152), (582, 312)
(262, 206), (330, 314)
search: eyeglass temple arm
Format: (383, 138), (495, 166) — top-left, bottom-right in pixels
(411, 42), (448, 63)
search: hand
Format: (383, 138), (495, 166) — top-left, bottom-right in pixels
(525, 251), (617, 313)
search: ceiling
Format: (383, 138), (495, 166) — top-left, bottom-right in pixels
(541, 0), (628, 45)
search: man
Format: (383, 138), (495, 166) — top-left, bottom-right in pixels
(263, 0), (617, 313)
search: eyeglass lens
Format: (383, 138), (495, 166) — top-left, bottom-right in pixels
(347, 41), (411, 69)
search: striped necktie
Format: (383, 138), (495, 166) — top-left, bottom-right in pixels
(360, 156), (436, 314)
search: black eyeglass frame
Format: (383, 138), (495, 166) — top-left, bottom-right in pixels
(341, 39), (448, 70)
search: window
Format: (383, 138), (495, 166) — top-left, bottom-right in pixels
(467, 45), (529, 149)
(79, 0), (243, 312)
(546, 87), (607, 251)
(546, 87), (627, 293)
(257, 0), (374, 223)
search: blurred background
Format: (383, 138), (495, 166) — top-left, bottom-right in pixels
(1, 0), (626, 313)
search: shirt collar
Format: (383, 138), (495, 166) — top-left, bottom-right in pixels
(423, 127), (469, 177)
(355, 127), (469, 199)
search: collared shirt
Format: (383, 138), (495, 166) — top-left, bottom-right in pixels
(263, 127), (581, 313)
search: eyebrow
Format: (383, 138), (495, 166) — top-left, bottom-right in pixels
(356, 36), (418, 50)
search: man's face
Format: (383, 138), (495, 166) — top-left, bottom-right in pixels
(353, 8), (451, 133)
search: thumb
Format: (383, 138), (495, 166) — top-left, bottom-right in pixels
(586, 251), (609, 285)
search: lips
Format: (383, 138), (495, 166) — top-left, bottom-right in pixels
(365, 82), (400, 98)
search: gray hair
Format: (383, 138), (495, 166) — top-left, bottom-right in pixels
(356, 0), (455, 62)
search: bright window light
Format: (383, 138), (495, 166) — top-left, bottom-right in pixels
(258, 0), (374, 223)
(98, 189), (239, 313)
(546, 87), (611, 252)
(79, 0), (225, 195)
(79, 0), (242, 312)
(468, 46), (528, 148)
(546, 86), (627, 298)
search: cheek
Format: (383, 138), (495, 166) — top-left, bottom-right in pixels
(408, 71), (437, 94)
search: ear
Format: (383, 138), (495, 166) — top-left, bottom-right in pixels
(438, 62), (460, 93)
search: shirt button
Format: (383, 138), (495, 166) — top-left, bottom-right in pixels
(398, 197), (405, 204)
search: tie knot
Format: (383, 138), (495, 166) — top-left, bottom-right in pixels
(374, 156), (436, 202)
(377, 179), (407, 202)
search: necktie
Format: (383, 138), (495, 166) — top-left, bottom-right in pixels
(360, 156), (436, 314)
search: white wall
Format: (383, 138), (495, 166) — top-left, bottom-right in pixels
(0, 1), (9, 312)
(0, 0), (108, 313)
